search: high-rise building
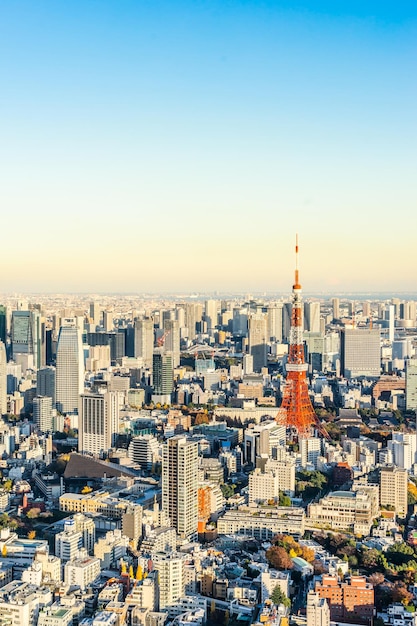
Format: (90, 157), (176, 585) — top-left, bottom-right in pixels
(11, 310), (44, 368)
(152, 350), (173, 402)
(307, 590), (330, 626)
(406, 358), (417, 411)
(267, 304), (283, 343)
(37, 366), (56, 407)
(78, 392), (120, 456)
(33, 396), (53, 432)
(134, 318), (154, 367)
(0, 306), (7, 345)
(0, 341), (6, 416)
(56, 319), (84, 415)
(248, 313), (267, 372)
(164, 319), (180, 368)
(162, 436), (198, 539)
(340, 328), (380, 378)
(331, 298), (340, 321)
(304, 301), (321, 333)
(153, 552), (185, 609)
(388, 304), (395, 343)
(89, 301), (101, 327)
(205, 300), (218, 334)
(103, 310), (114, 332)
(379, 465), (408, 517)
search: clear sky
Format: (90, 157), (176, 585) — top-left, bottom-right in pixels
(0, 1), (416, 294)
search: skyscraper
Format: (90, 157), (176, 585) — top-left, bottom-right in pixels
(0, 341), (6, 416)
(164, 319), (180, 368)
(33, 396), (53, 432)
(304, 301), (321, 333)
(134, 318), (154, 367)
(0, 306), (7, 345)
(11, 309), (44, 369)
(340, 328), (380, 378)
(406, 358), (417, 412)
(331, 298), (340, 321)
(37, 366), (56, 407)
(152, 350), (173, 404)
(162, 435), (198, 539)
(56, 318), (84, 415)
(248, 313), (267, 372)
(78, 391), (120, 456)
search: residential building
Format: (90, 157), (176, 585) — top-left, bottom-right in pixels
(78, 391), (120, 456)
(379, 465), (408, 517)
(162, 436), (198, 540)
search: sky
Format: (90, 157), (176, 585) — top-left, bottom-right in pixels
(0, 0), (416, 294)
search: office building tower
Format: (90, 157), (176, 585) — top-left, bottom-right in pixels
(11, 309), (45, 370)
(304, 301), (321, 333)
(164, 319), (180, 368)
(248, 313), (267, 372)
(184, 304), (198, 341)
(267, 303), (283, 343)
(205, 300), (218, 333)
(103, 310), (114, 332)
(162, 436), (198, 539)
(0, 341), (6, 416)
(388, 304), (395, 343)
(0, 306), (6, 344)
(37, 366), (56, 407)
(340, 328), (380, 378)
(78, 391), (120, 456)
(282, 302), (292, 342)
(89, 302), (101, 327)
(307, 591), (330, 626)
(33, 396), (53, 432)
(379, 465), (408, 517)
(152, 350), (173, 404)
(56, 318), (84, 415)
(406, 359), (417, 412)
(134, 318), (154, 367)
(331, 298), (340, 321)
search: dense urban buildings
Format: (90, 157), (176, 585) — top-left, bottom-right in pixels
(0, 273), (416, 626)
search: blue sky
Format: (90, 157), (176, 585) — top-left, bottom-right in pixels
(0, 1), (416, 293)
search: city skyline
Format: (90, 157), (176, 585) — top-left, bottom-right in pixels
(1, 1), (416, 293)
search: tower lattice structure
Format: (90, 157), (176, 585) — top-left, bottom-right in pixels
(277, 237), (329, 439)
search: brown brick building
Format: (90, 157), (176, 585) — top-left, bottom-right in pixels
(315, 575), (374, 624)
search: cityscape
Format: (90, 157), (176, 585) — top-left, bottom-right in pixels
(0, 239), (417, 626)
(1, 1), (416, 626)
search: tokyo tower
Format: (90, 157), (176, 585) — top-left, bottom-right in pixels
(277, 236), (329, 439)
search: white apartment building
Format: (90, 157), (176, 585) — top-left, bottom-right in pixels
(64, 555), (101, 591)
(152, 552), (185, 610)
(306, 590), (330, 626)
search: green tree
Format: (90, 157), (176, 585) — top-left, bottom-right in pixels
(271, 586), (291, 608)
(220, 484), (236, 498)
(279, 492), (292, 507)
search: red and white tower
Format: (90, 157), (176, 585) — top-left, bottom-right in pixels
(277, 236), (328, 439)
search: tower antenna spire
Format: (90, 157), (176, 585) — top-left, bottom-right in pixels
(294, 233), (301, 290)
